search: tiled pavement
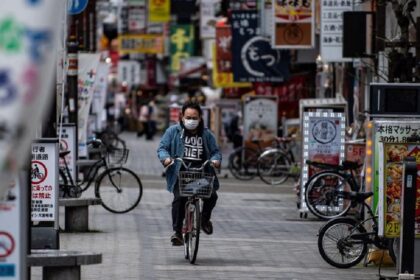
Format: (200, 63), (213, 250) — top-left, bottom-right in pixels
(31, 132), (396, 280)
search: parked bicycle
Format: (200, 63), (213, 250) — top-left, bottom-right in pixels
(59, 139), (143, 214)
(317, 191), (393, 269)
(304, 160), (363, 220)
(93, 126), (126, 151)
(257, 136), (300, 185)
(170, 158), (216, 264)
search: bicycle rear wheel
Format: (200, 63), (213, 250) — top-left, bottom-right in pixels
(228, 147), (259, 180)
(257, 150), (290, 185)
(188, 201), (200, 264)
(318, 217), (367, 268)
(305, 171), (353, 220)
(96, 167), (143, 213)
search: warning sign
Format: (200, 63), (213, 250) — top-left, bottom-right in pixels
(0, 231), (15, 258)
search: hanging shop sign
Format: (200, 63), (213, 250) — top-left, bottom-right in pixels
(259, 0), (274, 38)
(0, 177), (23, 279)
(119, 34), (165, 55)
(231, 10), (290, 83)
(200, 0), (218, 39)
(243, 96), (278, 147)
(212, 42), (251, 88)
(58, 124), (77, 187)
(378, 142), (420, 238)
(78, 53), (100, 158)
(300, 112), (346, 211)
(68, 0), (89, 15)
(148, 0), (170, 22)
(272, 0), (315, 48)
(169, 24), (195, 72)
(127, 4), (147, 33)
(320, 0), (352, 62)
(31, 140), (58, 222)
(0, 0), (65, 199)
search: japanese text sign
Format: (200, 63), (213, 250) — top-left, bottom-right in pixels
(148, 0), (170, 22)
(320, 0), (352, 62)
(273, 0), (315, 48)
(231, 10), (290, 83)
(119, 34), (165, 55)
(170, 25), (195, 72)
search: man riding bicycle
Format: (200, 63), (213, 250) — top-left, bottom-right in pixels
(157, 101), (222, 246)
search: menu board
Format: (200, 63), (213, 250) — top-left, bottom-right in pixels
(379, 142), (420, 237)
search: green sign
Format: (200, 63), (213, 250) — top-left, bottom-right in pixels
(169, 24), (195, 72)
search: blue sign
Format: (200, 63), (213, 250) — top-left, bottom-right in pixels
(0, 264), (15, 277)
(231, 10), (290, 83)
(67, 0), (89, 15)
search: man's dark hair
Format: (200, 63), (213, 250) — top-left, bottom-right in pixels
(181, 101), (202, 116)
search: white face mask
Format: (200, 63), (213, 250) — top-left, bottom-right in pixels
(183, 118), (199, 130)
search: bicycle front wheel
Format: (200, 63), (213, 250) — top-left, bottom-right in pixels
(228, 147), (259, 180)
(305, 171), (353, 220)
(188, 201), (200, 264)
(257, 150), (290, 185)
(318, 217), (367, 268)
(96, 167), (143, 213)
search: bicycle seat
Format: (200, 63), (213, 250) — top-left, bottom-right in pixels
(59, 151), (71, 158)
(348, 191), (373, 203)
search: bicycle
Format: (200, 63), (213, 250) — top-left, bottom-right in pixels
(59, 139), (143, 214)
(304, 160), (363, 220)
(171, 158), (216, 264)
(228, 139), (279, 181)
(317, 191), (393, 269)
(257, 136), (300, 185)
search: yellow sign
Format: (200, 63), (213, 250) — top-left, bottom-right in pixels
(148, 0), (170, 22)
(212, 45), (251, 88)
(118, 34), (164, 55)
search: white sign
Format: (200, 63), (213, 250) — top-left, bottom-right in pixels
(0, 0), (65, 198)
(118, 60), (141, 87)
(200, 0), (219, 39)
(320, 0), (352, 62)
(58, 124), (77, 185)
(300, 112), (346, 211)
(31, 141), (58, 222)
(92, 62), (110, 130)
(78, 53), (101, 158)
(0, 178), (22, 279)
(260, 0), (274, 38)
(128, 4), (146, 33)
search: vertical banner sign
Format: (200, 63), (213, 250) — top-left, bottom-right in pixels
(170, 25), (195, 72)
(379, 142), (420, 238)
(31, 141), (58, 222)
(78, 53), (100, 157)
(148, 0), (170, 22)
(300, 112), (345, 212)
(200, 0), (218, 39)
(273, 0), (315, 48)
(231, 10), (290, 83)
(58, 124), (77, 188)
(92, 62), (110, 131)
(127, 0), (147, 33)
(243, 96), (278, 147)
(320, 0), (352, 62)
(0, 0), (65, 198)
(118, 60), (141, 87)
(0, 178), (21, 279)
(259, 0), (274, 38)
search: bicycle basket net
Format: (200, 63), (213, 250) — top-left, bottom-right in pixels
(107, 148), (129, 166)
(178, 171), (214, 198)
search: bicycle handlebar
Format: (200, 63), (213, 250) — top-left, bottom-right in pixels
(166, 157), (215, 171)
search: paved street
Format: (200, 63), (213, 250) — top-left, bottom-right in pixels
(31, 132), (396, 279)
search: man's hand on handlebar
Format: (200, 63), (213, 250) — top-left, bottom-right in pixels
(211, 160), (221, 169)
(163, 158), (173, 167)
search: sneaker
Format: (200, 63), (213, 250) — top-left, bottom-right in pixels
(170, 231), (183, 246)
(201, 220), (213, 235)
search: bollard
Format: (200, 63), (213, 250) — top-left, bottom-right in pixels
(399, 157), (417, 279)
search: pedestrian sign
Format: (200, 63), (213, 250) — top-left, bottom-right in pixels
(67, 0), (89, 15)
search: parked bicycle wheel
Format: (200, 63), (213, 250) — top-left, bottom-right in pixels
(257, 150), (290, 185)
(96, 167), (143, 213)
(186, 201), (200, 264)
(228, 147), (259, 180)
(318, 217), (368, 268)
(305, 171), (353, 219)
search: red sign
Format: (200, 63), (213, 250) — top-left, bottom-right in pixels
(215, 26), (232, 73)
(0, 231), (15, 258)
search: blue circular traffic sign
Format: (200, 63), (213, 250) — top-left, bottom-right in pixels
(68, 0), (89, 15)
